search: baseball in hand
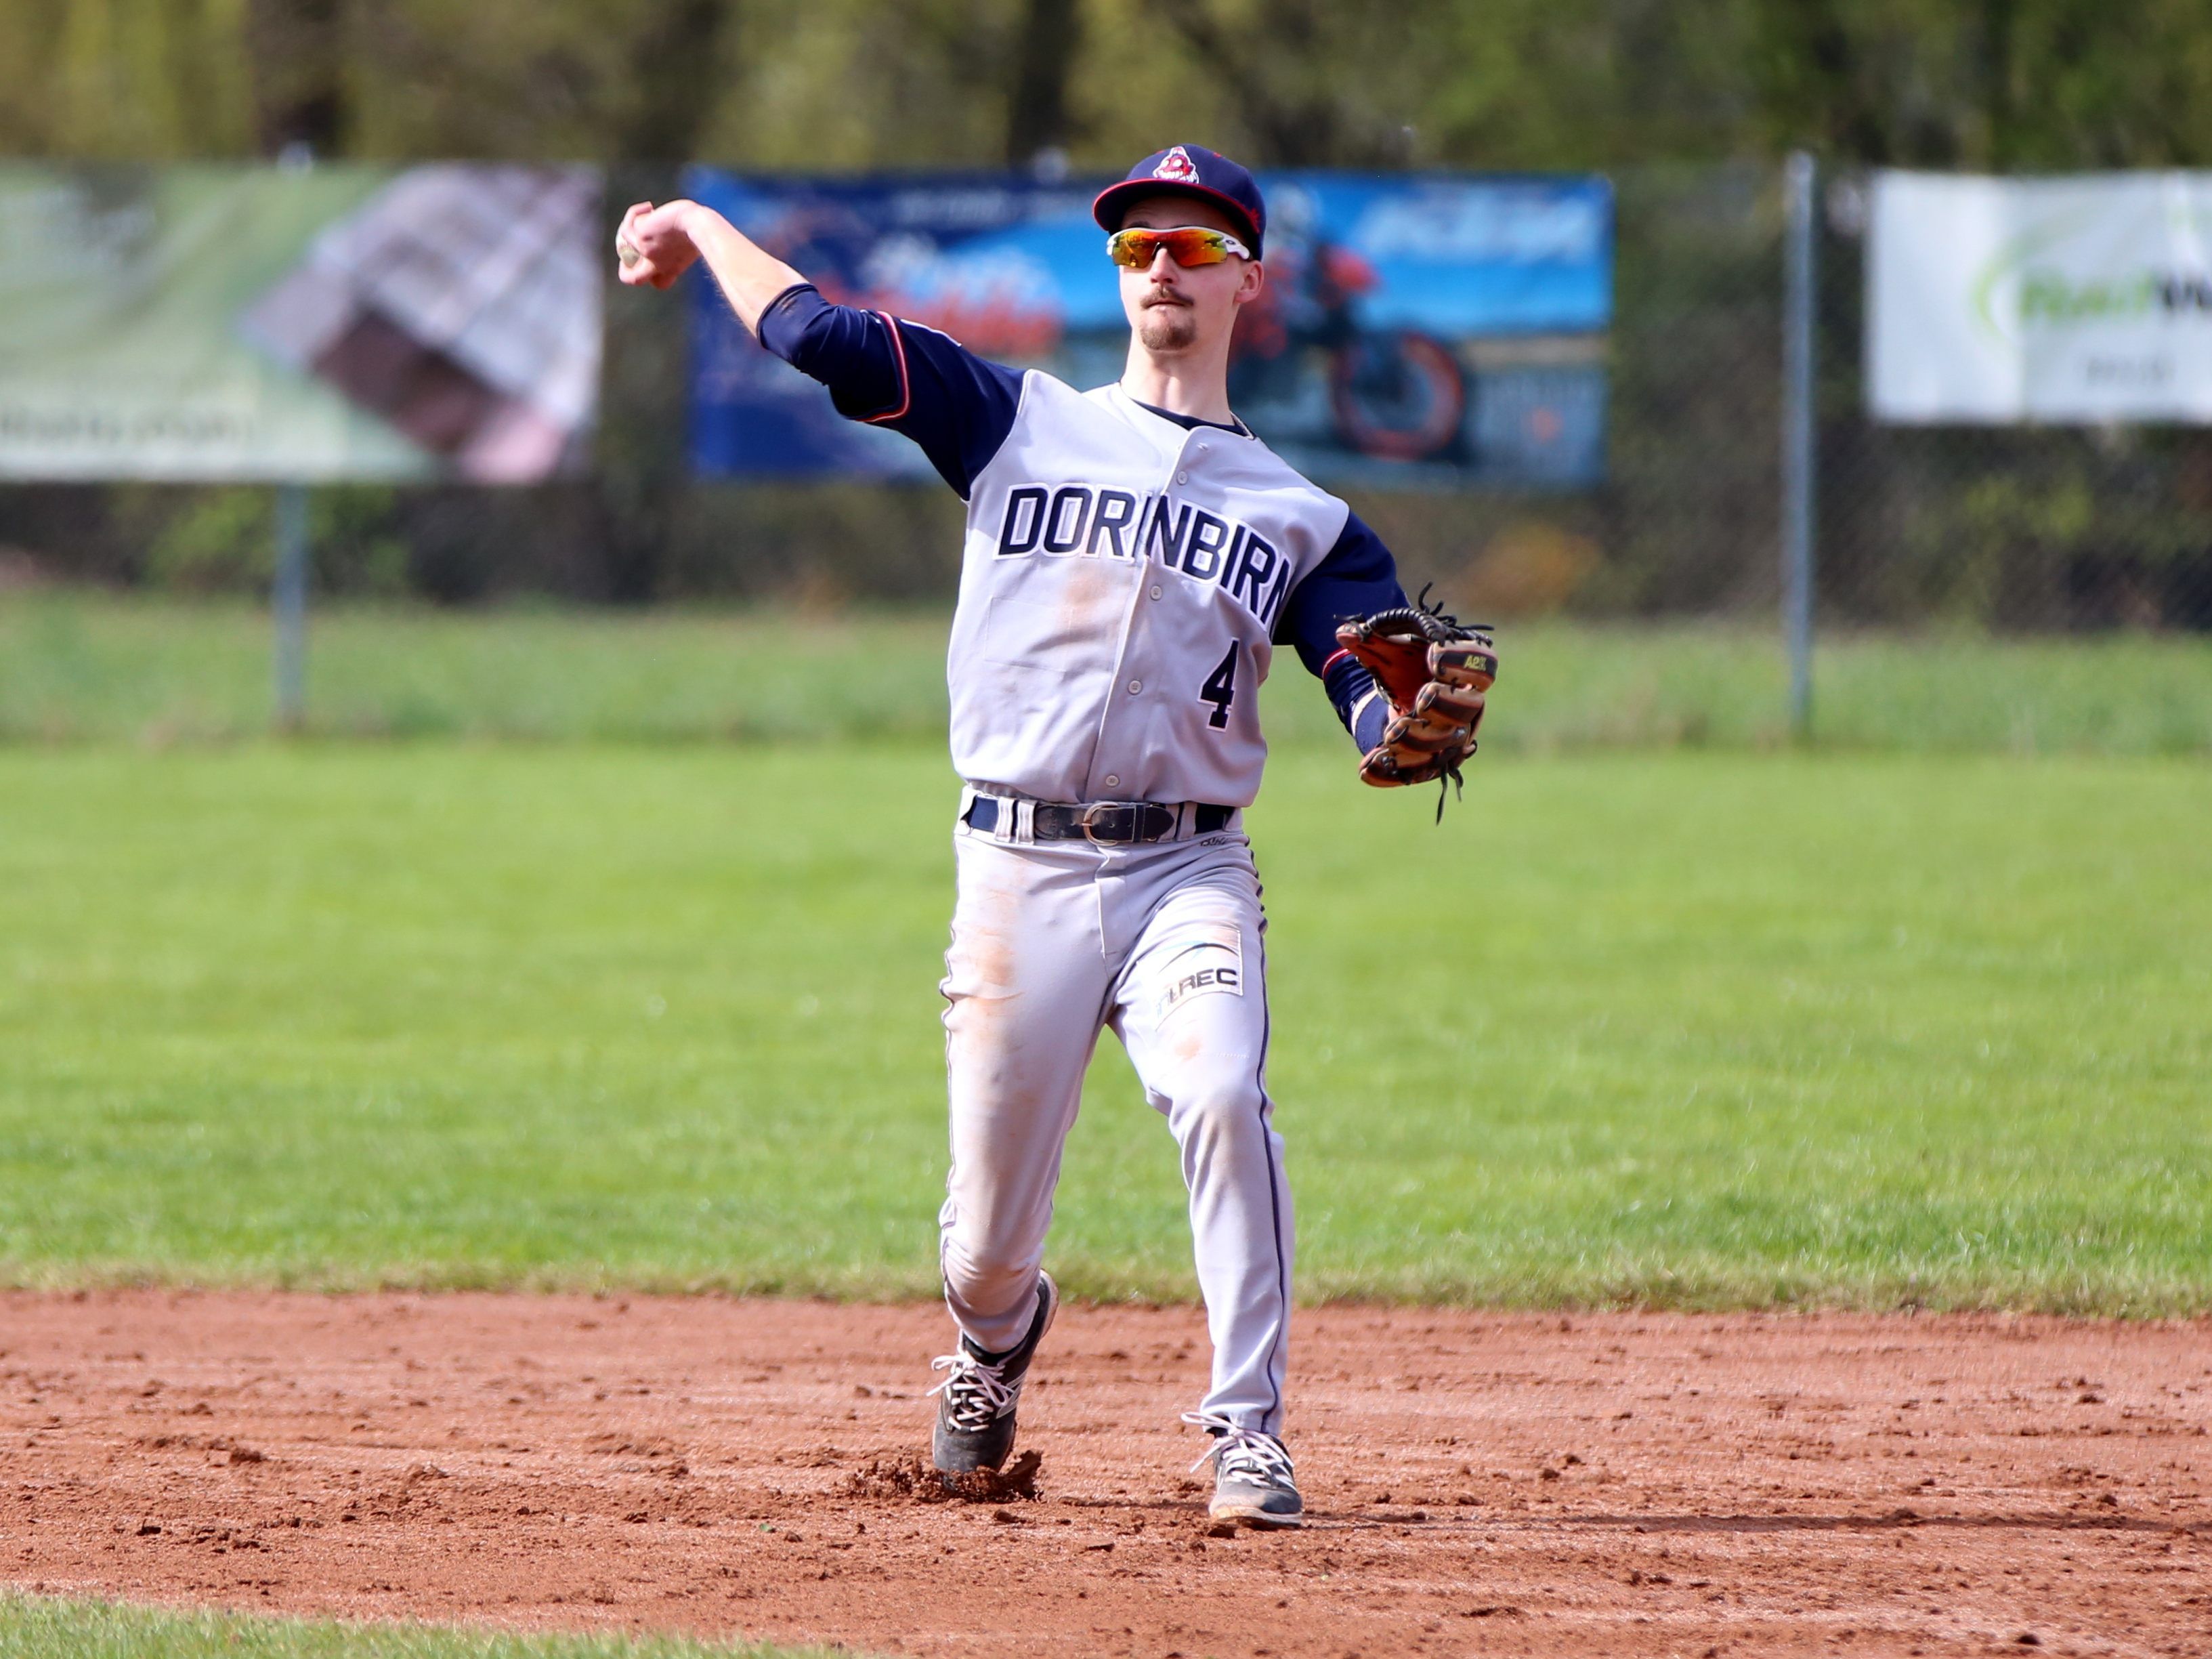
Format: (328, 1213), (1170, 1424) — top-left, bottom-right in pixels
(614, 201), (704, 289)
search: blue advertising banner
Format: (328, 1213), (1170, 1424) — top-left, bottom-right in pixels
(685, 168), (1610, 490)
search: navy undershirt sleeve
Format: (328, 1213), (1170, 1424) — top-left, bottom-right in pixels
(1274, 510), (1409, 752)
(756, 284), (1023, 498)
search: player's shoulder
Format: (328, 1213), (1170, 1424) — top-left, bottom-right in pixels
(1236, 428), (1335, 498)
(1212, 423), (1347, 524)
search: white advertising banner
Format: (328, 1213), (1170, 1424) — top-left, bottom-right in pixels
(1869, 170), (2212, 423)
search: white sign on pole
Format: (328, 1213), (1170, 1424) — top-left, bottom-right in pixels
(1868, 170), (2212, 423)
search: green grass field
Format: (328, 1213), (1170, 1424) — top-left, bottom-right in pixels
(7, 591), (2212, 753)
(3, 736), (2205, 1312)
(2, 595), (2207, 1656)
(0, 1595), (827, 1659)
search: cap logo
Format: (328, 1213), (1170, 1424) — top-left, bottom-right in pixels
(1153, 146), (1199, 184)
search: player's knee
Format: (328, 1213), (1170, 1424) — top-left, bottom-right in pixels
(1172, 1072), (1269, 1146)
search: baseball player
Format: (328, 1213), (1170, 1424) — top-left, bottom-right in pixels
(616, 144), (1488, 1529)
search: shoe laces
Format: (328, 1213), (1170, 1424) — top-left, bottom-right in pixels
(929, 1349), (1015, 1431)
(1181, 1410), (1297, 1489)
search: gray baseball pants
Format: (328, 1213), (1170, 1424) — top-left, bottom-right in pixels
(937, 794), (1292, 1435)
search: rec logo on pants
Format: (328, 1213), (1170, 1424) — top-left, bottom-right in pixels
(1160, 938), (1244, 1016)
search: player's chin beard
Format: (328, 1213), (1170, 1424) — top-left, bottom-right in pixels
(1137, 299), (1198, 353)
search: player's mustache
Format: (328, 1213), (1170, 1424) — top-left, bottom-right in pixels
(1143, 289), (1192, 308)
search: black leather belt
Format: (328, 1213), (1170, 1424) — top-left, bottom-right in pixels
(964, 795), (1234, 845)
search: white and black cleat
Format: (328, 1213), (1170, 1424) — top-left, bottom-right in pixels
(929, 1272), (1058, 1474)
(1185, 1411), (1303, 1529)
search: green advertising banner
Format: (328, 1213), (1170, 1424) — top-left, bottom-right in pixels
(0, 163), (601, 482)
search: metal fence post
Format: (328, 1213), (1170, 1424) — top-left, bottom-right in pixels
(1781, 151), (1818, 740)
(272, 483), (310, 732)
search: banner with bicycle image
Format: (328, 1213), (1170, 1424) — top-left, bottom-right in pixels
(683, 168), (1613, 490)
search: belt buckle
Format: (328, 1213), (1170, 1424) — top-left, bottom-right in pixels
(1078, 801), (1149, 845)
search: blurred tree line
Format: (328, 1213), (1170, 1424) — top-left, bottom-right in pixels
(11, 0), (2212, 172)
(5, 0), (2212, 616)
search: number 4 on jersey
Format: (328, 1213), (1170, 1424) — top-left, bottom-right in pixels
(1199, 642), (1239, 730)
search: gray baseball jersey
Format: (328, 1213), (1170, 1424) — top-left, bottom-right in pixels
(759, 285), (1405, 796)
(953, 375), (1357, 806)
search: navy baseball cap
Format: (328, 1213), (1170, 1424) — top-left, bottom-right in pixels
(1093, 144), (1266, 260)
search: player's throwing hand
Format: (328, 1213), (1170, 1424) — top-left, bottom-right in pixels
(614, 201), (704, 290)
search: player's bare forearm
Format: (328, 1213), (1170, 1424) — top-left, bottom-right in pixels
(614, 200), (804, 336)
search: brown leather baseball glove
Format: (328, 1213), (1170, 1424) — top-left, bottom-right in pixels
(1334, 592), (1497, 818)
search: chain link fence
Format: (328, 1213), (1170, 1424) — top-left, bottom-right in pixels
(1401, 161), (2212, 635)
(1815, 171), (2212, 633)
(5, 161), (2212, 636)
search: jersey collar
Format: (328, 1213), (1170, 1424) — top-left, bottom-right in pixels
(1106, 382), (1252, 441)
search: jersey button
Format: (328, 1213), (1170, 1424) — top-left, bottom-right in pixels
(1103, 774), (1120, 789)
(1148, 585), (1162, 600)
(1127, 679), (1143, 694)
(1176, 470), (1189, 483)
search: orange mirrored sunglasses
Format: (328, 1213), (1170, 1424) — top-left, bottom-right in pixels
(1106, 226), (1253, 270)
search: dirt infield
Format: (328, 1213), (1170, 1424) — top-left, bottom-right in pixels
(1, 1294), (2206, 1656)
